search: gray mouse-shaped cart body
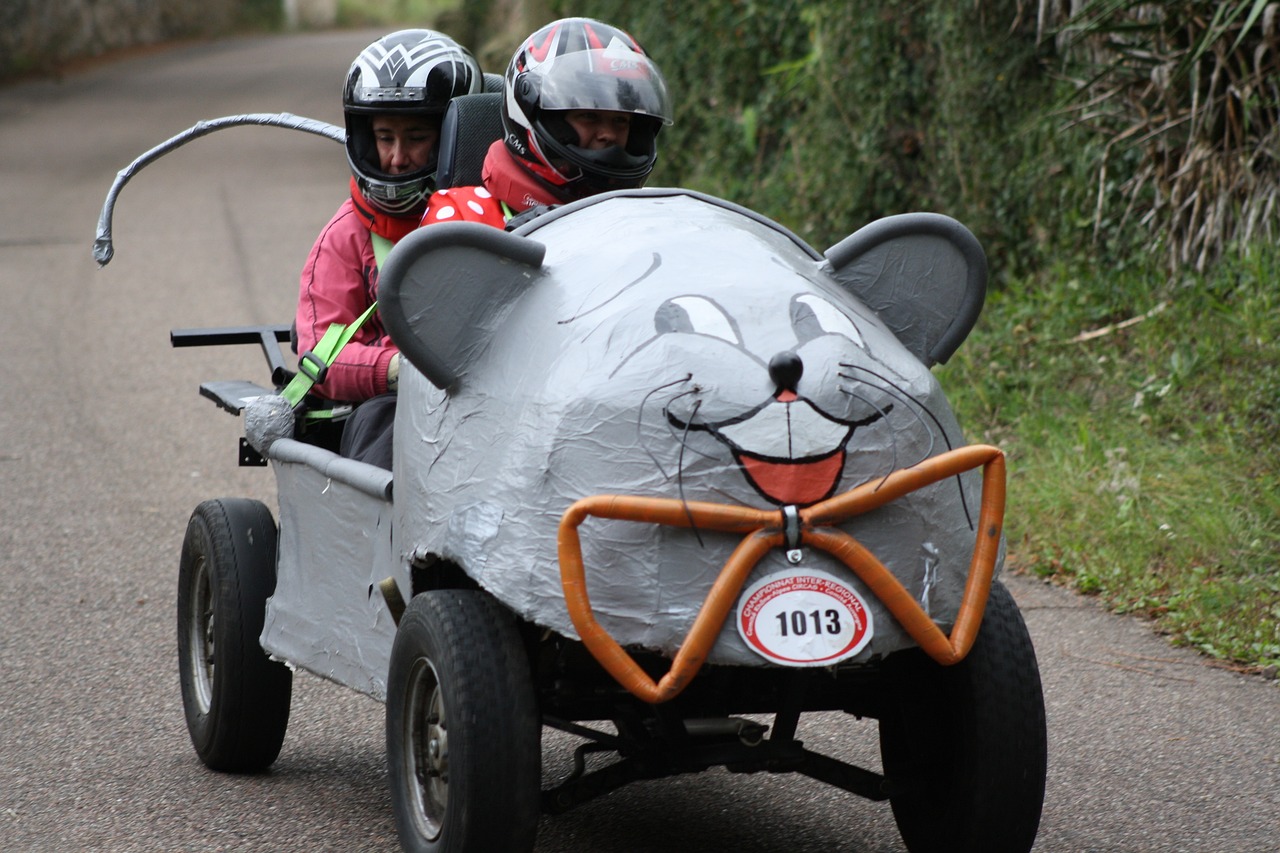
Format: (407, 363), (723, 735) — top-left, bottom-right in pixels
(167, 187), (1046, 853)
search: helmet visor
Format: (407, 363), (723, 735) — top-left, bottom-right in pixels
(534, 50), (673, 125)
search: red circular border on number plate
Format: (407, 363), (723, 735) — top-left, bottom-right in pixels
(737, 573), (873, 665)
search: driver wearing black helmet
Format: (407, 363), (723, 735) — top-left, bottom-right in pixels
(294, 29), (481, 468)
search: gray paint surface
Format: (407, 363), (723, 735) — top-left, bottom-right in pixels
(262, 453), (399, 699)
(383, 192), (994, 664)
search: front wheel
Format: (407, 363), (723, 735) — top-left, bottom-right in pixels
(177, 498), (292, 772)
(879, 579), (1047, 853)
(386, 589), (540, 853)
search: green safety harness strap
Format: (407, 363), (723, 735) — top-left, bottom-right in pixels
(280, 299), (379, 409)
(279, 232), (395, 411)
(371, 231), (394, 268)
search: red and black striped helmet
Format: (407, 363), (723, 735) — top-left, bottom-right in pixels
(501, 18), (673, 201)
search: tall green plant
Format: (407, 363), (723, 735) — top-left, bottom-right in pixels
(1044, 0), (1280, 271)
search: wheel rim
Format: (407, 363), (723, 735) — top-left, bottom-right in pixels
(186, 554), (216, 714)
(404, 657), (448, 841)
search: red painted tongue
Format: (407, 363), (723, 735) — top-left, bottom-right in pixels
(738, 451), (845, 506)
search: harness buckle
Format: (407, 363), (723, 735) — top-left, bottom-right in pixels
(297, 350), (329, 384)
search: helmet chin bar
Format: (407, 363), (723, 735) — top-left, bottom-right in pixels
(572, 142), (651, 174)
(536, 124), (654, 185)
(359, 170), (434, 216)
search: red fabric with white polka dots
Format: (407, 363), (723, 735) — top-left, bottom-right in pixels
(420, 186), (508, 228)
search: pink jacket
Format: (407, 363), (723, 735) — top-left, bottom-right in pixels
(295, 198), (398, 402)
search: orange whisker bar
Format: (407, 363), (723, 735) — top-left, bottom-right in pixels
(557, 445), (1006, 703)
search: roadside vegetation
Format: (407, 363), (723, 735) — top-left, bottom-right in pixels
(943, 244), (1279, 673)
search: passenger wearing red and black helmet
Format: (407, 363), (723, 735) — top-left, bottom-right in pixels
(422, 18), (673, 229)
(296, 29), (480, 468)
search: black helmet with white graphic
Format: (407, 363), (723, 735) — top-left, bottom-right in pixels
(344, 29), (481, 216)
(502, 18), (673, 201)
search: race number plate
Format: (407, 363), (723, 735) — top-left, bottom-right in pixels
(737, 571), (874, 666)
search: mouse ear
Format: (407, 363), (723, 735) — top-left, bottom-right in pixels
(379, 222), (547, 390)
(822, 213), (987, 366)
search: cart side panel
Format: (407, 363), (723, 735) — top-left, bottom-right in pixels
(261, 452), (399, 700)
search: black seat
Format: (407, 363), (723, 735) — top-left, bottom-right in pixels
(434, 92), (504, 190)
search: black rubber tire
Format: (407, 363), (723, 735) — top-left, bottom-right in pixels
(386, 589), (540, 853)
(879, 580), (1047, 853)
(177, 498), (292, 772)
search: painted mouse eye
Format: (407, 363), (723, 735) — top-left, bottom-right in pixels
(791, 294), (865, 348)
(654, 296), (741, 345)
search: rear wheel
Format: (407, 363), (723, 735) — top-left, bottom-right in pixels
(177, 498), (292, 772)
(386, 589), (540, 853)
(879, 580), (1046, 853)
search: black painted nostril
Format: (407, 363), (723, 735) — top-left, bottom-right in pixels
(768, 351), (804, 392)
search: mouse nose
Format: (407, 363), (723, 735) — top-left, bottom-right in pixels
(768, 351), (804, 396)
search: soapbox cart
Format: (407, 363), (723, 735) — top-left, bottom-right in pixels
(96, 101), (1047, 853)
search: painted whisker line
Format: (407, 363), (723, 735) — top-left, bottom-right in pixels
(836, 370), (934, 460)
(840, 363), (974, 529)
(637, 376), (693, 478)
(837, 384), (905, 484)
(677, 399), (706, 547)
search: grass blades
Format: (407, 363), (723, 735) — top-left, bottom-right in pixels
(942, 243), (1280, 672)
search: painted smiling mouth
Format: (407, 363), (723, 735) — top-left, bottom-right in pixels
(735, 448), (847, 506)
(671, 397), (885, 506)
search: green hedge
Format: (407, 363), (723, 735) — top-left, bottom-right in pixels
(549, 0), (1083, 278)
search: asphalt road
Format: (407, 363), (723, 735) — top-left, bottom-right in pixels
(1, 30), (1277, 853)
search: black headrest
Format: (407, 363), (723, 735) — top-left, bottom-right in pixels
(435, 92), (505, 190)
